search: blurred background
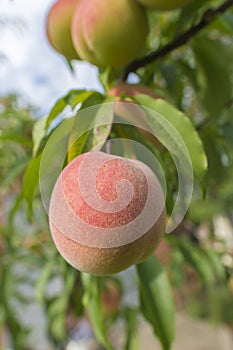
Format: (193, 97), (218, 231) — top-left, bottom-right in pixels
(0, 0), (102, 112)
(0, 0), (233, 349)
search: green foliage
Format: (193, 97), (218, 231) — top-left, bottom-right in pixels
(133, 95), (208, 185)
(22, 154), (42, 218)
(81, 274), (113, 350)
(192, 34), (233, 119)
(0, 95), (34, 190)
(123, 307), (139, 350)
(67, 94), (113, 162)
(45, 90), (95, 130)
(168, 236), (226, 286)
(137, 256), (175, 350)
(1, 1), (233, 349)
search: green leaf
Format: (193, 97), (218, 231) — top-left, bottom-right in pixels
(200, 126), (224, 183)
(174, 237), (216, 286)
(81, 273), (113, 350)
(123, 307), (139, 350)
(46, 90), (95, 129)
(137, 256), (175, 350)
(35, 261), (54, 304)
(48, 295), (68, 319)
(32, 116), (47, 156)
(49, 316), (67, 342)
(22, 154), (42, 216)
(203, 248), (226, 283)
(0, 307), (6, 329)
(69, 90), (96, 109)
(46, 97), (67, 128)
(178, 60), (199, 91)
(79, 91), (106, 110)
(221, 12), (233, 34)
(133, 95), (207, 185)
(2, 158), (28, 187)
(192, 35), (233, 119)
(1, 266), (29, 348)
(0, 133), (32, 146)
(9, 193), (24, 222)
(47, 295), (67, 342)
(81, 99), (114, 152)
(158, 62), (184, 108)
(177, 0), (212, 34)
(68, 95), (114, 162)
(208, 12), (233, 36)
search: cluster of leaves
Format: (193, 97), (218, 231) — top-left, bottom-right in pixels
(0, 94), (38, 349)
(142, 0), (233, 212)
(1, 1), (233, 350)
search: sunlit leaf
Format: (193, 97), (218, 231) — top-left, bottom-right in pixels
(46, 90), (95, 129)
(22, 154), (42, 216)
(32, 116), (47, 156)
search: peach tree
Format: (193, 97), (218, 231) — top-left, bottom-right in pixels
(1, 1), (233, 349)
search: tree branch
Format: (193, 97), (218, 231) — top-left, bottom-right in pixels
(123, 0), (233, 81)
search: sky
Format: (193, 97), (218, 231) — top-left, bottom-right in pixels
(0, 0), (102, 114)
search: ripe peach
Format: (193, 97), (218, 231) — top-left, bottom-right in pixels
(137, 0), (190, 11)
(46, 0), (80, 60)
(71, 0), (149, 68)
(49, 151), (165, 275)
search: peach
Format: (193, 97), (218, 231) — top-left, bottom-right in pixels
(137, 0), (190, 11)
(46, 0), (80, 60)
(71, 0), (149, 68)
(108, 83), (161, 148)
(109, 82), (159, 99)
(49, 151), (165, 275)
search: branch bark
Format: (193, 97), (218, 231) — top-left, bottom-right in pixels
(123, 0), (233, 81)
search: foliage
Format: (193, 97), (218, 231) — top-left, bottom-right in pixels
(1, 1), (233, 350)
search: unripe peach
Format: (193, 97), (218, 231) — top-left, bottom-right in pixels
(137, 0), (190, 11)
(71, 0), (149, 68)
(109, 83), (161, 148)
(109, 83), (159, 99)
(46, 0), (80, 60)
(49, 151), (165, 275)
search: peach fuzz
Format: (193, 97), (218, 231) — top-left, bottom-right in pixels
(49, 151), (166, 275)
(46, 0), (80, 60)
(137, 0), (191, 11)
(71, 0), (149, 68)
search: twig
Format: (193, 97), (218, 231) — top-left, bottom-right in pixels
(123, 0), (233, 81)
